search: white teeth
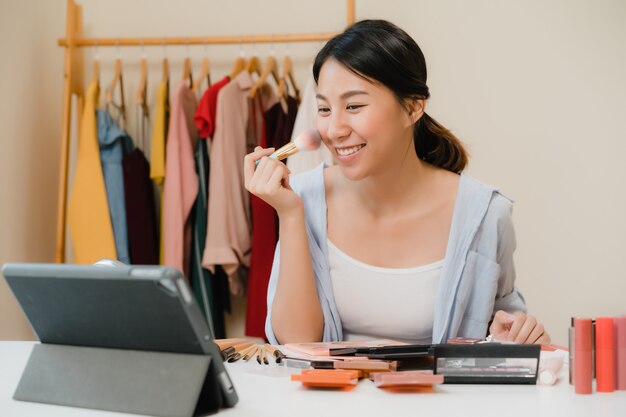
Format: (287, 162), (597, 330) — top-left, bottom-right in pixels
(336, 144), (365, 156)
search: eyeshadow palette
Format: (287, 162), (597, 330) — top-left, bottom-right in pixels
(432, 344), (541, 384)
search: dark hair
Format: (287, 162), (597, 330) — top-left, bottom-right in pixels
(313, 20), (468, 174)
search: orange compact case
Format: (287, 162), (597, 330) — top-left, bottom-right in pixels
(291, 369), (360, 388)
(372, 371), (444, 388)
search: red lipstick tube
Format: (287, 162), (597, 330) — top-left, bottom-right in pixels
(615, 316), (626, 391)
(595, 317), (615, 392)
(574, 318), (593, 394)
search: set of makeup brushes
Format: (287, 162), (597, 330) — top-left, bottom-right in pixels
(214, 338), (286, 364)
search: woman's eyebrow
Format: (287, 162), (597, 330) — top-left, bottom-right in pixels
(315, 90), (369, 101)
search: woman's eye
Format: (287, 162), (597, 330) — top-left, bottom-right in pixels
(347, 104), (365, 111)
(317, 107), (330, 115)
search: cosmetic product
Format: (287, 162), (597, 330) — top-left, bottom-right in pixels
(255, 129), (321, 166)
(291, 369), (359, 388)
(595, 317), (615, 392)
(264, 344), (286, 363)
(615, 315), (626, 391)
(372, 371), (444, 388)
(432, 344), (541, 385)
(574, 318), (593, 394)
(569, 317), (575, 385)
(538, 356), (565, 386)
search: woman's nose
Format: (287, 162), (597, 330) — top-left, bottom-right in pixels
(326, 112), (351, 142)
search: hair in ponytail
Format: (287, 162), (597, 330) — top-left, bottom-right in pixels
(415, 113), (468, 174)
(313, 19), (468, 173)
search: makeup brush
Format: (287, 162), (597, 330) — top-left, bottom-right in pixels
(255, 129), (321, 166)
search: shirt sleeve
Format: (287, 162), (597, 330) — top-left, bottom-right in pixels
(493, 198), (528, 314)
(264, 240), (282, 344)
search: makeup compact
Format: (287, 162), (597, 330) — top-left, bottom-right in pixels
(371, 371), (444, 389)
(291, 369), (360, 388)
(432, 344), (541, 384)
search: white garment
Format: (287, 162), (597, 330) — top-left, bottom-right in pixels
(327, 239), (443, 343)
(286, 75), (334, 174)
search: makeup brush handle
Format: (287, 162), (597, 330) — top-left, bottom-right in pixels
(255, 152), (280, 167)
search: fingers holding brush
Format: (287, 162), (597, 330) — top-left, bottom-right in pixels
(244, 147), (302, 217)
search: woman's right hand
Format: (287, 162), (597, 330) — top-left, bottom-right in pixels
(244, 146), (304, 218)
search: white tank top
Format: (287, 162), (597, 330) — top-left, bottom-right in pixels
(327, 239), (443, 344)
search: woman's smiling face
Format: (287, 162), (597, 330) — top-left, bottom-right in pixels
(315, 58), (421, 181)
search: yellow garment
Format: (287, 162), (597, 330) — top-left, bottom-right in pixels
(150, 81), (168, 185)
(150, 81), (169, 263)
(67, 82), (117, 263)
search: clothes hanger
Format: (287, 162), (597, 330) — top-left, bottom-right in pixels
(277, 54), (301, 103)
(91, 42), (100, 86)
(136, 57), (148, 108)
(248, 55), (278, 98)
(136, 55), (149, 151)
(105, 54), (126, 125)
(246, 55), (261, 76)
(229, 57), (246, 78)
(182, 57), (193, 88)
(162, 57), (170, 84)
(193, 57), (211, 93)
(91, 59), (100, 86)
(229, 37), (247, 79)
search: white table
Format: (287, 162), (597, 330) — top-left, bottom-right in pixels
(1, 342), (624, 417)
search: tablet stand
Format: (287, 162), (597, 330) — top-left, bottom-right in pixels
(13, 343), (226, 417)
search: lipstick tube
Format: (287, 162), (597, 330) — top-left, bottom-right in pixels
(614, 316), (626, 391)
(595, 317), (615, 392)
(569, 318), (575, 385)
(574, 318), (593, 394)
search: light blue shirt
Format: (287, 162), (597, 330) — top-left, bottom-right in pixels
(265, 163), (527, 344)
(97, 110), (133, 265)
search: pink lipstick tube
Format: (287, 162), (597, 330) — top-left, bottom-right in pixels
(615, 316), (626, 391)
(595, 317), (615, 392)
(574, 318), (593, 394)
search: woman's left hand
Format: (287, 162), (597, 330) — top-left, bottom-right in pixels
(489, 310), (551, 344)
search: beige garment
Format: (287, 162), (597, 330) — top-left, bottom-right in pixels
(202, 72), (277, 295)
(286, 76), (334, 174)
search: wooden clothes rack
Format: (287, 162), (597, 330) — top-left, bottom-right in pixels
(55, 0), (356, 263)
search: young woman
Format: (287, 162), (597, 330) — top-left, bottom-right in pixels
(244, 20), (550, 345)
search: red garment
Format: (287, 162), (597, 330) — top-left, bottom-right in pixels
(194, 76), (230, 139)
(246, 96), (299, 339)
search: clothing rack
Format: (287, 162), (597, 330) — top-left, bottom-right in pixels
(54, 0), (356, 263)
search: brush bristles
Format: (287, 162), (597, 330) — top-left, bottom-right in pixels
(271, 129), (321, 161)
(293, 129), (322, 151)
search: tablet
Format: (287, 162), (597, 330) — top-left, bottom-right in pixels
(1, 262), (238, 407)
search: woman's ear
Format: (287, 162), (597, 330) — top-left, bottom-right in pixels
(408, 99), (426, 123)
(404, 98), (426, 127)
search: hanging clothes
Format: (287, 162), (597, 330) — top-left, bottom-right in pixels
(202, 72), (277, 296)
(194, 75), (230, 140)
(188, 75), (231, 338)
(163, 81), (198, 277)
(150, 81), (169, 186)
(246, 95), (298, 338)
(123, 147), (159, 265)
(120, 102), (158, 265)
(67, 81), (117, 264)
(150, 81), (169, 264)
(96, 109), (133, 264)
(189, 138), (226, 337)
(286, 76), (334, 174)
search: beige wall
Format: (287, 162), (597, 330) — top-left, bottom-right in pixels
(1, 0), (625, 345)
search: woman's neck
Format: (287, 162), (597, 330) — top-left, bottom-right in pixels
(352, 145), (435, 217)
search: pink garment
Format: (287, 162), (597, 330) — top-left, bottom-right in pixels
(163, 81), (198, 277)
(202, 72), (277, 295)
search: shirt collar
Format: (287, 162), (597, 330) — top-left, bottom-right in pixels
(233, 70), (253, 91)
